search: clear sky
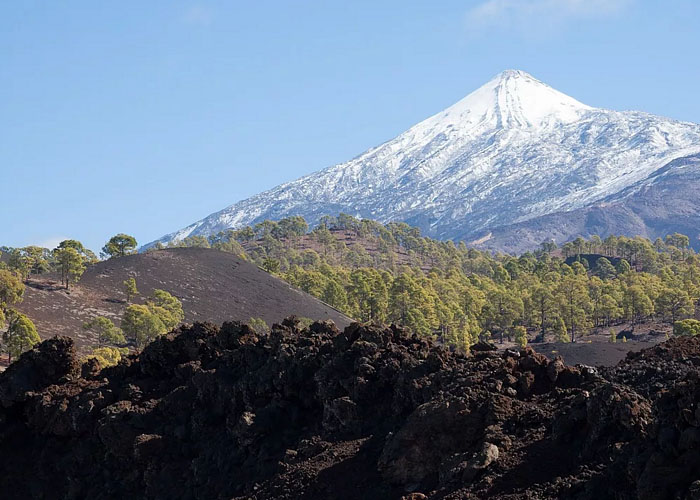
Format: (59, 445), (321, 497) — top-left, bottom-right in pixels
(2, 0), (700, 252)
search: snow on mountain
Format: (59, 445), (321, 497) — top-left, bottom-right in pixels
(147, 70), (700, 249)
(480, 152), (700, 253)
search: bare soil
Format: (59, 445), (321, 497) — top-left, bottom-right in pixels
(529, 322), (670, 367)
(13, 248), (351, 352)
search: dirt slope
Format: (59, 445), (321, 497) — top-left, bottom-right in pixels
(16, 248), (351, 349)
(1, 319), (698, 499)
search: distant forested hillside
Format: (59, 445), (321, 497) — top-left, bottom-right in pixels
(156, 214), (700, 349)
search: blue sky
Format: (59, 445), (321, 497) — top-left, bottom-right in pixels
(2, 0), (700, 252)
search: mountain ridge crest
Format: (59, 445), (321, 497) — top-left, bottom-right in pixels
(146, 70), (700, 251)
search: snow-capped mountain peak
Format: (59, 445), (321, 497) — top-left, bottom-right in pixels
(147, 70), (700, 251)
(424, 69), (592, 134)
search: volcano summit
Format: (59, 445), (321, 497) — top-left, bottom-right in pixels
(149, 70), (700, 251)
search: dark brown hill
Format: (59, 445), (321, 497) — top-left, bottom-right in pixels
(16, 248), (351, 350)
(0, 320), (698, 499)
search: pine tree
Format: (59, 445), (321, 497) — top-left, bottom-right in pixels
(513, 325), (528, 349)
(83, 316), (125, 347)
(554, 317), (569, 343)
(623, 285), (654, 324)
(123, 277), (139, 304)
(0, 269), (25, 313)
(657, 287), (693, 324)
(557, 275), (591, 342)
(148, 289), (185, 330)
(322, 280), (347, 309)
(673, 319), (700, 336)
(594, 257), (617, 279)
(121, 304), (166, 349)
(53, 246), (86, 289)
(616, 259), (631, 274)
(531, 283), (555, 341)
(2, 311), (40, 363)
(102, 234), (138, 259)
(262, 258), (280, 274)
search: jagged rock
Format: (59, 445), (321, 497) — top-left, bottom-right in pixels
(689, 480), (700, 500)
(471, 340), (498, 352)
(378, 398), (481, 488)
(518, 372), (536, 396)
(463, 443), (499, 482)
(580, 364), (601, 380)
(438, 442), (499, 485)
(1, 322), (700, 499)
(546, 357), (565, 383)
(322, 396), (359, 434)
(0, 336), (81, 408)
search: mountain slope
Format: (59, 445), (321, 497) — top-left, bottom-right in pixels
(17, 248), (351, 350)
(148, 70), (700, 250)
(478, 153), (700, 252)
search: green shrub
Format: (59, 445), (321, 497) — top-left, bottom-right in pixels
(248, 317), (270, 335)
(513, 326), (527, 349)
(673, 319), (700, 337)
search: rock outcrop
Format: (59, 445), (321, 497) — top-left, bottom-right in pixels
(0, 318), (699, 499)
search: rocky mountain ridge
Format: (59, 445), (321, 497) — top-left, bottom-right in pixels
(148, 70), (700, 252)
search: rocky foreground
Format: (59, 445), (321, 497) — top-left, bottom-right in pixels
(1, 319), (699, 499)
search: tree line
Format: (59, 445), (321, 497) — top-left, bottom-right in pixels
(162, 214), (700, 350)
(1, 233), (138, 290)
(3, 217), (700, 359)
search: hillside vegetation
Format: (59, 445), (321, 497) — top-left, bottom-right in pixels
(161, 215), (700, 350)
(0, 246), (350, 363)
(3, 215), (700, 363)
